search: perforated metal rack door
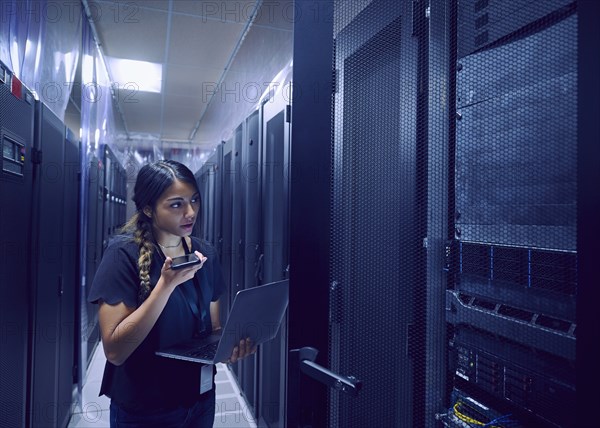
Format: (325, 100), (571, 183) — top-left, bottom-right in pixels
(328, 0), (579, 427)
(329, 1), (427, 426)
(448, 1), (578, 427)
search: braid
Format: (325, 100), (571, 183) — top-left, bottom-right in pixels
(124, 159), (200, 305)
(129, 213), (155, 305)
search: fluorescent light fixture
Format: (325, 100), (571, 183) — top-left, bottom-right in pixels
(107, 57), (162, 93)
(11, 39), (20, 77)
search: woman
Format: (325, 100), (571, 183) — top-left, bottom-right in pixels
(88, 160), (252, 427)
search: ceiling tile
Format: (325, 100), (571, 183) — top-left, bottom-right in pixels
(168, 14), (246, 67)
(133, 1), (171, 12)
(172, 0), (257, 23)
(252, 0), (295, 31)
(162, 94), (209, 140)
(164, 64), (223, 97)
(165, 94), (207, 119)
(118, 92), (162, 134)
(90, 1), (169, 63)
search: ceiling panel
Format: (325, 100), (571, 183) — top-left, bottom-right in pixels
(119, 91), (162, 134)
(162, 94), (209, 141)
(164, 64), (223, 97)
(168, 14), (246, 67)
(131, 1), (171, 12)
(252, 0), (295, 31)
(172, 0), (258, 22)
(90, 1), (169, 63)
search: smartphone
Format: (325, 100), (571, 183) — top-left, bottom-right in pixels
(170, 254), (201, 270)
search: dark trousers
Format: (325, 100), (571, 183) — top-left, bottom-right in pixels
(109, 390), (216, 428)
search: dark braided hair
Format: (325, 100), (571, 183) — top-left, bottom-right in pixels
(121, 160), (201, 305)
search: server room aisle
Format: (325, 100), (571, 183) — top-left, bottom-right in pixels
(68, 343), (257, 428)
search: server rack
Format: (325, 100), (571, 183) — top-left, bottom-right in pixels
(239, 109), (262, 414)
(59, 127), (80, 428)
(28, 101), (78, 428)
(257, 92), (291, 428)
(445, 2), (578, 427)
(83, 154), (104, 366)
(0, 62), (35, 428)
(289, 0), (585, 427)
(195, 148), (218, 245)
(195, 94), (291, 426)
(194, 142), (224, 323)
(221, 137), (234, 330)
(101, 145), (127, 248)
(231, 124), (246, 310)
(243, 110), (262, 292)
(329, 1), (424, 426)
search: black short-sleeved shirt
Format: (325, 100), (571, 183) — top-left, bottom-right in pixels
(87, 234), (225, 411)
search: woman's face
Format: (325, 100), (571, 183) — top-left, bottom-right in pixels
(146, 179), (200, 244)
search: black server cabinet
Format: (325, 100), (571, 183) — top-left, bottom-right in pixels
(229, 126), (245, 380)
(0, 64), (35, 428)
(221, 138), (234, 324)
(257, 94), (290, 427)
(84, 155), (103, 365)
(58, 127), (79, 428)
(329, 1), (423, 426)
(102, 146), (114, 243)
(445, 1), (578, 427)
(29, 101), (76, 428)
(212, 144), (224, 260)
(102, 145), (127, 247)
(243, 110), (262, 291)
(195, 144), (225, 330)
(195, 155), (211, 243)
(195, 145), (222, 247)
(231, 124), (245, 304)
(29, 103), (57, 427)
(239, 109), (261, 413)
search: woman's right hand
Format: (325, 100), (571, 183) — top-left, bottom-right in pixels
(160, 250), (207, 289)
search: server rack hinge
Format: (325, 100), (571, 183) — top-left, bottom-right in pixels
(31, 148), (42, 164)
(285, 104), (292, 123)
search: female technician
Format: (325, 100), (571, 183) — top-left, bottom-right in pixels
(88, 159), (253, 427)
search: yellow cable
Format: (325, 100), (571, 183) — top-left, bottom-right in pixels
(453, 401), (500, 428)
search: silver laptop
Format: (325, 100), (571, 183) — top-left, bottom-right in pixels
(155, 279), (289, 364)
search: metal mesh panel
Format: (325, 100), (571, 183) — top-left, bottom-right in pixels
(329, 0), (577, 427)
(448, 1), (577, 427)
(330, 1), (423, 426)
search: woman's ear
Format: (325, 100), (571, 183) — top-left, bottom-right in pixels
(143, 207), (152, 218)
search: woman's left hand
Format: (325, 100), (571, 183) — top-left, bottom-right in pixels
(228, 338), (257, 363)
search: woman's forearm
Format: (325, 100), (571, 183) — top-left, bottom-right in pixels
(101, 279), (174, 366)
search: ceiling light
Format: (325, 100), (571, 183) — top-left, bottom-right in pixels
(106, 57), (162, 93)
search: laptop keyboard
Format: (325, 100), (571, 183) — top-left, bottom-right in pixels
(187, 341), (219, 359)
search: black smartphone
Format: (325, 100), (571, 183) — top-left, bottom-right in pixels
(170, 254), (201, 270)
